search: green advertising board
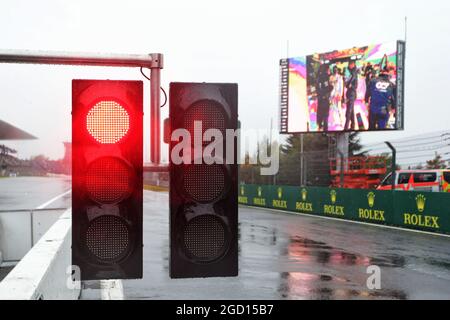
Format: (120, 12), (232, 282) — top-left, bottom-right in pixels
(393, 191), (450, 233)
(238, 184), (450, 235)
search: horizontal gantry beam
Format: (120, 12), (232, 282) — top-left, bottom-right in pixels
(0, 49), (163, 68)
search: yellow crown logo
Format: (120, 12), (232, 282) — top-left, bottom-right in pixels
(416, 194), (426, 213)
(240, 186), (245, 196)
(367, 192), (376, 208)
(301, 188), (308, 202)
(277, 187), (283, 199)
(330, 190), (337, 204)
(257, 187), (262, 197)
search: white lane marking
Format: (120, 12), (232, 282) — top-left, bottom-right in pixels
(36, 189), (71, 209)
(240, 205), (450, 239)
(100, 280), (124, 300)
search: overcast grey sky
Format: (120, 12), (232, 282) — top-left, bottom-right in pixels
(1, 0), (449, 161)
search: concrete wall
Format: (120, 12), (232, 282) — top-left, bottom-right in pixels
(0, 209), (80, 300)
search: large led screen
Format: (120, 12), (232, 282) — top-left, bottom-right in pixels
(280, 41), (405, 133)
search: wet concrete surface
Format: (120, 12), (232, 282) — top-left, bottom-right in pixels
(0, 266), (14, 281)
(0, 176), (71, 210)
(82, 190), (450, 300)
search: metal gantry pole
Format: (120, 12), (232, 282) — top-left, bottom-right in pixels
(150, 66), (161, 164)
(337, 149), (345, 188)
(300, 134), (304, 186)
(0, 49), (164, 165)
(385, 141), (397, 190)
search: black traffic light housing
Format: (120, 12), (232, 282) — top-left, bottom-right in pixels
(169, 82), (238, 278)
(72, 79), (143, 280)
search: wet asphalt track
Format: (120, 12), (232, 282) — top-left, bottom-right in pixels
(0, 176), (71, 210)
(2, 178), (449, 299)
(82, 190), (450, 300)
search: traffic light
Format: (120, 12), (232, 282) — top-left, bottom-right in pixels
(169, 82), (238, 278)
(72, 79), (143, 280)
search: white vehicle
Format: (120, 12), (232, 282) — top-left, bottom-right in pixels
(377, 169), (450, 192)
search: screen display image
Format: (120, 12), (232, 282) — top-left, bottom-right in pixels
(282, 41), (405, 133)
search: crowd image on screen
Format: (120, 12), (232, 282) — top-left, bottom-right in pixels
(311, 54), (397, 132)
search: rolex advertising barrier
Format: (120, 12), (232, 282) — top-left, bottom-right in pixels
(238, 184), (450, 235)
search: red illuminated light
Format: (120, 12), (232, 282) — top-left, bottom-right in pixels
(85, 157), (132, 204)
(87, 100), (130, 144)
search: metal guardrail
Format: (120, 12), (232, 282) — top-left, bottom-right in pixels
(0, 207), (68, 262)
(0, 208), (67, 213)
(143, 165), (169, 172)
(0, 209), (78, 300)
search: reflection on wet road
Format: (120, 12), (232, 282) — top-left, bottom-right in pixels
(240, 207), (450, 300)
(274, 237), (407, 299)
(83, 190), (450, 300)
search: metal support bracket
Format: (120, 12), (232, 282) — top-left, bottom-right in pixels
(0, 49), (164, 164)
